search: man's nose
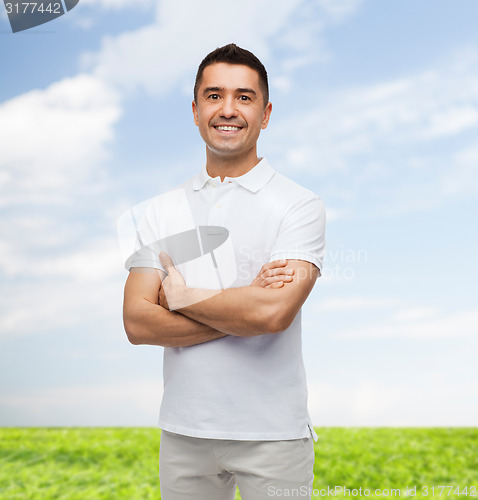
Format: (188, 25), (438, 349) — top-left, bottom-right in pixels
(220, 96), (238, 118)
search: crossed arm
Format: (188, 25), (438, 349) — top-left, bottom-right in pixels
(123, 257), (319, 347)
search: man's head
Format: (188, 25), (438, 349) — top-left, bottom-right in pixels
(192, 44), (272, 163)
(194, 43), (269, 107)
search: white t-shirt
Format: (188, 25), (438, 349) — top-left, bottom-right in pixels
(126, 158), (326, 441)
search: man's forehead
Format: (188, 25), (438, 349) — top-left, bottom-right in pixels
(200, 63), (261, 89)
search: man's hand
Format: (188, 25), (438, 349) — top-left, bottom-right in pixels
(158, 252), (222, 310)
(250, 259), (295, 289)
(158, 252), (187, 311)
(124, 265), (228, 347)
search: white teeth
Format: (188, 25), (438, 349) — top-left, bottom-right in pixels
(216, 126), (241, 131)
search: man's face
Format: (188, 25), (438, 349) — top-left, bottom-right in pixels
(192, 63), (272, 159)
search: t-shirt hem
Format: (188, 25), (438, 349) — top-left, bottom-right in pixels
(158, 420), (317, 442)
(127, 260), (164, 271)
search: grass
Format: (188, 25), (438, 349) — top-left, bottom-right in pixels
(312, 428), (478, 498)
(0, 428), (476, 499)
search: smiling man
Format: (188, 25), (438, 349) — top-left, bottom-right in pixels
(123, 44), (326, 500)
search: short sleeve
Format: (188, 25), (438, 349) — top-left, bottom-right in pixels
(269, 195), (326, 271)
(122, 201), (165, 272)
(118, 188), (198, 272)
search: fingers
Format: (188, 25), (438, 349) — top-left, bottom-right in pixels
(251, 260), (294, 288)
(159, 252), (174, 272)
(262, 274), (293, 287)
(260, 259), (287, 274)
(261, 266), (294, 282)
(268, 267), (294, 278)
(266, 281), (284, 289)
(258, 270), (294, 288)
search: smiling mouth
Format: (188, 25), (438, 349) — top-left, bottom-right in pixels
(214, 125), (243, 131)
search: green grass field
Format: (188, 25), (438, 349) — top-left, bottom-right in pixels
(0, 428), (476, 499)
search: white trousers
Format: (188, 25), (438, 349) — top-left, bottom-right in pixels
(159, 430), (315, 500)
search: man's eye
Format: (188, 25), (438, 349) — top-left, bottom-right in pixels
(208, 94), (220, 100)
(239, 95), (251, 101)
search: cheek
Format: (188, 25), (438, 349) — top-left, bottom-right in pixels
(196, 115), (208, 131)
(249, 116), (265, 134)
(201, 112), (216, 129)
(248, 110), (265, 127)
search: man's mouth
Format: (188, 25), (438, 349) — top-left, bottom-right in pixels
(214, 125), (243, 131)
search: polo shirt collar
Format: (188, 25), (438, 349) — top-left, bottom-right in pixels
(192, 158), (275, 194)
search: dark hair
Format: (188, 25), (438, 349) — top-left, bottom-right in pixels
(194, 43), (269, 106)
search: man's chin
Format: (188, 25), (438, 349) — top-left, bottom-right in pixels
(207, 144), (245, 156)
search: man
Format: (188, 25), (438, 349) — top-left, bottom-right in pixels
(122, 44), (326, 499)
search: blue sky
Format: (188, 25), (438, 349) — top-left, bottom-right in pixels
(1, 0), (477, 426)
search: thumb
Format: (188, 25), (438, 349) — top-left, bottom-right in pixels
(159, 252), (175, 272)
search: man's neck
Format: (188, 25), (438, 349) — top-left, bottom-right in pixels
(205, 149), (261, 181)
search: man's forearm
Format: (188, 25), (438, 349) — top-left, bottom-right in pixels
(124, 297), (227, 347)
(158, 256), (315, 338)
(176, 285), (282, 336)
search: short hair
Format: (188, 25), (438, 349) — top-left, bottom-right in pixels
(194, 43), (269, 106)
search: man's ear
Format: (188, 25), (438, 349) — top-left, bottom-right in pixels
(261, 102), (272, 130)
(192, 100), (199, 126)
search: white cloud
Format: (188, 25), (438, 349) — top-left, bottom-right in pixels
(0, 74), (121, 206)
(278, 64), (478, 163)
(82, 0), (364, 98)
(0, 207), (127, 343)
(0, 73), (127, 343)
(0, 235), (122, 281)
(314, 297), (399, 311)
(308, 377), (478, 426)
(439, 143), (478, 197)
(316, 0), (365, 22)
(271, 76), (293, 95)
(0, 273), (124, 341)
(0, 380), (163, 426)
(322, 207), (351, 221)
(421, 106), (478, 139)
(85, 0), (308, 96)
(335, 309), (478, 339)
(268, 47), (478, 211)
(392, 307), (437, 322)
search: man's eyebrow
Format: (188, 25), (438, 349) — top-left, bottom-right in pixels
(202, 86), (257, 96)
(202, 86), (223, 95)
(236, 88), (257, 96)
